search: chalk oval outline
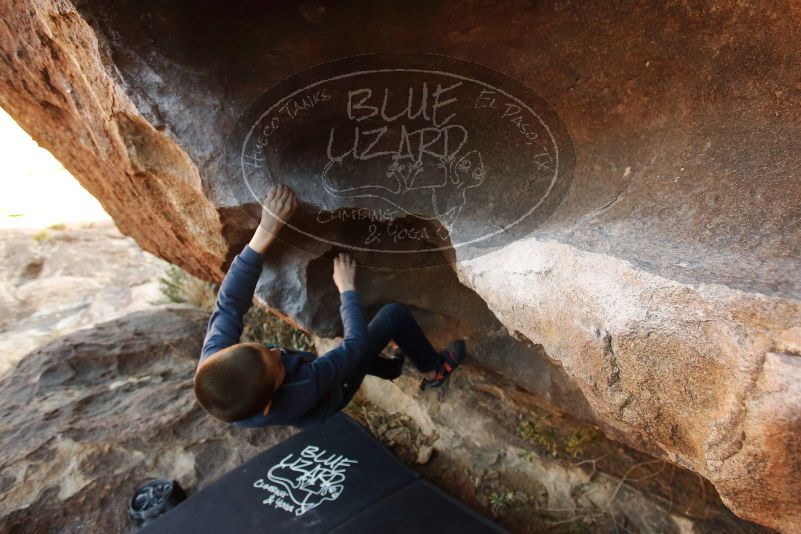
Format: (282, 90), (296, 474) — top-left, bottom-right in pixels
(238, 54), (565, 254)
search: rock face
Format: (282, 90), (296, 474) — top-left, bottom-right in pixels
(0, 307), (294, 533)
(349, 358), (771, 533)
(0, 0), (799, 530)
(0, 223), (169, 373)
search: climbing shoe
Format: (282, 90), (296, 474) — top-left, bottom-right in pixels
(420, 340), (466, 391)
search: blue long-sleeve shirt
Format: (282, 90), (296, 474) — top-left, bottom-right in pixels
(198, 245), (369, 428)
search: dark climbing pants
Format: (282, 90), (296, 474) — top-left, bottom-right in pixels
(340, 302), (441, 408)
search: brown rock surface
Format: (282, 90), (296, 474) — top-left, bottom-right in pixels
(0, 222), (168, 373)
(0, 306), (294, 533)
(0, 0), (227, 281)
(347, 356), (772, 533)
(0, 0), (799, 529)
(455, 239), (801, 531)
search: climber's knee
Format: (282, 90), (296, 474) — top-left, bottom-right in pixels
(378, 302), (411, 322)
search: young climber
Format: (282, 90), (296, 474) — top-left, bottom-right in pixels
(193, 183), (466, 428)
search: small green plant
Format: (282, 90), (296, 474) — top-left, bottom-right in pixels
(489, 491), (516, 514)
(47, 223), (66, 231)
(158, 265), (217, 311)
(564, 429), (600, 458)
(158, 265), (314, 352)
(242, 305), (314, 352)
(33, 230), (53, 243)
(159, 265), (314, 352)
(518, 415), (559, 456)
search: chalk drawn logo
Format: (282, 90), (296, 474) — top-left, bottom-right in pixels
(252, 445), (357, 516)
(225, 53), (574, 268)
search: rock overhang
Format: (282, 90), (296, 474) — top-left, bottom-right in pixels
(1, 0), (799, 529)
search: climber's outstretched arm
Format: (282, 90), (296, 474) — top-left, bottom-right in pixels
(199, 184), (297, 362)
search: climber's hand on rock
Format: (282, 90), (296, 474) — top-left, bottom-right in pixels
(333, 252), (357, 293)
(248, 184), (297, 253)
(260, 184), (297, 235)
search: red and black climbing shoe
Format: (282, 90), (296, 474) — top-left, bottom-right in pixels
(420, 340), (466, 391)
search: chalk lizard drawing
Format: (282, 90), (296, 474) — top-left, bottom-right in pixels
(321, 149), (485, 240)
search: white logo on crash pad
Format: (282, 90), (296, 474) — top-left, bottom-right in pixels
(253, 445), (358, 516)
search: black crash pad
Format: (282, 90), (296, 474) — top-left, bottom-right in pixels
(141, 414), (506, 533)
(330, 479), (506, 534)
